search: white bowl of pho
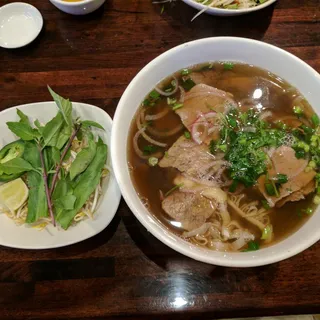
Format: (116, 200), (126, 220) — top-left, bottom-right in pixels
(111, 37), (320, 267)
(182, 0), (277, 18)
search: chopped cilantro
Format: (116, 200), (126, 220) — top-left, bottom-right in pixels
(229, 180), (238, 193)
(276, 173), (288, 184)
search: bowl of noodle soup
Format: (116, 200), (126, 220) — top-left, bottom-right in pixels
(112, 37), (320, 267)
(182, 0), (277, 17)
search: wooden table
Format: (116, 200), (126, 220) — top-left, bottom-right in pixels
(1, 0), (320, 319)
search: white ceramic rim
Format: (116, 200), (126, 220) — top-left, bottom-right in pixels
(0, 101), (121, 250)
(112, 37), (320, 267)
(182, 0), (277, 14)
(0, 2), (43, 49)
(51, 0), (97, 6)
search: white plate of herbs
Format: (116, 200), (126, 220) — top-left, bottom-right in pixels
(0, 87), (121, 249)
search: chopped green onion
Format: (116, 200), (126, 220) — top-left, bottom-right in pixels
(293, 105), (303, 115)
(311, 114), (320, 127)
(181, 69), (190, 76)
(167, 97), (177, 105)
(261, 199), (270, 210)
(181, 78), (195, 91)
(265, 182), (276, 196)
(313, 195), (320, 205)
(172, 103), (183, 111)
(143, 99), (150, 107)
(296, 141), (310, 152)
(149, 90), (160, 99)
(223, 62), (234, 70)
(165, 183), (183, 197)
(229, 180), (238, 193)
(276, 173), (288, 184)
(275, 120), (287, 130)
(226, 3), (238, 8)
(305, 207), (313, 215)
(148, 157), (158, 167)
(184, 131), (191, 139)
(261, 225), (273, 240)
(217, 144), (227, 152)
(164, 151), (169, 157)
(242, 241), (260, 252)
(271, 180), (280, 197)
(300, 124), (314, 135)
(143, 145), (158, 155)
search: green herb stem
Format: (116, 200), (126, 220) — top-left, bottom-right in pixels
(49, 125), (81, 197)
(38, 145), (56, 226)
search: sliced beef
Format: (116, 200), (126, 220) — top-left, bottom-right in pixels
(258, 146), (316, 207)
(159, 136), (215, 180)
(271, 146), (308, 180)
(276, 180), (315, 207)
(175, 84), (237, 131)
(190, 71), (220, 86)
(162, 175), (228, 231)
(162, 191), (214, 231)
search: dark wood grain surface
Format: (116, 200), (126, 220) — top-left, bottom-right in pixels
(1, 0), (320, 319)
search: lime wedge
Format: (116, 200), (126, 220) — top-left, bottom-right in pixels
(0, 178), (29, 213)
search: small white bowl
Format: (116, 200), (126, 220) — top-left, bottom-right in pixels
(182, 0), (277, 17)
(0, 2), (43, 49)
(49, 0), (106, 15)
(0, 101), (121, 249)
(111, 37), (320, 267)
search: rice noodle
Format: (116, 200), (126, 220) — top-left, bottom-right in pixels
(183, 222), (212, 238)
(155, 76), (179, 96)
(228, 194), (271, 231)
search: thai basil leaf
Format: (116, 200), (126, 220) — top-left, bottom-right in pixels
(34, 119), (44, 135)
(51, 147), (61, 165)
(23, 141), (48, 223)
(17, 109), (30, 125)
(81, 120), (105, 131)
(42, 112), (64, 147)
(48, 86), (73, 128)
(57, 142), (107, 229)
(6, 122), (40, 141)
(69, 135), (97, 181)
(26, 170), (48, 223)
(0, 158), (34, 174)
(56, 123), (72, 150)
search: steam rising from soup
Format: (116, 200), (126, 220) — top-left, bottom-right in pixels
(128, 62), (319, 252)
